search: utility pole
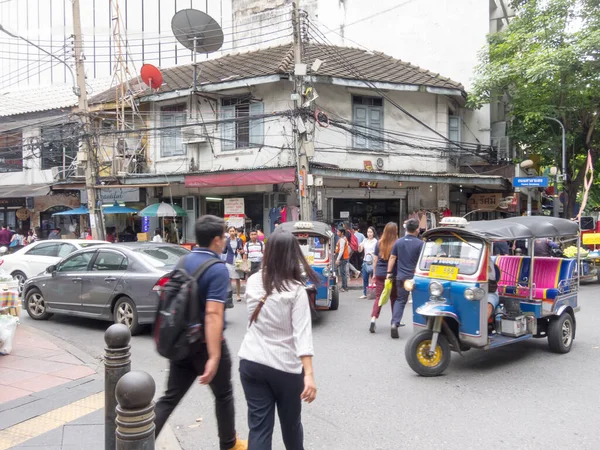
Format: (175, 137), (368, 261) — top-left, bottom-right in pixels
(544, 117), (566, 218)
(292, 3), (312, 221)
(72, 0), (103, 240)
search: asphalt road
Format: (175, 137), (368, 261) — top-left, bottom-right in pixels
(20, 284), (600, 450)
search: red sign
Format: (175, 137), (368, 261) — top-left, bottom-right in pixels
(363, 160), (374, 171)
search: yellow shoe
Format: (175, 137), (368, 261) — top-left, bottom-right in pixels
(229, 438), (248, 450)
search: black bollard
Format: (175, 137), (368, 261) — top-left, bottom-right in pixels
(115, 371), (156, 450)
(104, 324), (132, 450)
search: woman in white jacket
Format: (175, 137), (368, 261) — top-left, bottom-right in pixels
(239, 231), (319, 450)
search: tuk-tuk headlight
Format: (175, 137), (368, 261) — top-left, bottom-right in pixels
(429, 281), (444, 297)
(404, 279), (415, 291)
(322, 267), (330, 277)
(464, 287), (485, 301)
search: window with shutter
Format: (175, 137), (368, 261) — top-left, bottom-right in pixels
(448, 116), (461, 150)
(221, 99), (264, 150)
(40, 124), (78, 169)
(161, 104), (186, 157)
(352, 96), (384, 150)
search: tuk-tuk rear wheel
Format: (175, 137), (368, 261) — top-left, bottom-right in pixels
(548, 312), (574, 354)
(405, 330), (451, 377)
(330, 287), (339, 310)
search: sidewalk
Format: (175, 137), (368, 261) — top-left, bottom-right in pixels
(0, 325), (180, 450)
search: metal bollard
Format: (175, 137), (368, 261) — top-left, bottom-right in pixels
(104, 324), (132, 450)
(115, 371), (156, 450)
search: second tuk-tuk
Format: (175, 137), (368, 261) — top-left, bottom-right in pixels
(404, 216), (580, 377)
(272, 221), (339, 312)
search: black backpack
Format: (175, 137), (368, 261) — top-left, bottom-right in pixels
(154, 257), (223, 361)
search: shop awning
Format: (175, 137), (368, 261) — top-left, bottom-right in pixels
(0, 184), (50, 198)
(185, 167), (296, 188)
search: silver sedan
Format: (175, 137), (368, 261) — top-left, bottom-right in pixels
(22, 243), (190, 334)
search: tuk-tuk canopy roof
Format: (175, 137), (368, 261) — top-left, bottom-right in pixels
(272, 221), (333, 237)
(425, 216), (579, 241)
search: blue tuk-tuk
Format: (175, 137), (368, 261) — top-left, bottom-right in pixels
(405, 216), (580, 377)
(272, 221), (339, 312)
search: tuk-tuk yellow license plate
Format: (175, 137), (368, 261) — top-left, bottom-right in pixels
(429, 265), (459, 280)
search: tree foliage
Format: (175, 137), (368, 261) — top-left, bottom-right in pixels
(468, 0), (600, 216)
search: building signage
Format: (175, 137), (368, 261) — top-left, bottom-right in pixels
(513, 177), (549, 188)
(224, 198), (245, 228)
(468, 193), (503, 211)
(582, 233), (600, 245)
(363, 160), (374, 171)
(80, 188), (140, 204)
(359, 181), (378, 188)
(0, 198), (26, 207)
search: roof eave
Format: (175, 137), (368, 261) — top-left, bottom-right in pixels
(305, 75), (466, 99)
(137, 74), (285, 103)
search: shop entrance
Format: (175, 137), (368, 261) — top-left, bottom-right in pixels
(333, 198), (403, 236)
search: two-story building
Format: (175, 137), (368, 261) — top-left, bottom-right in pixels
(89, 42), (508, 241)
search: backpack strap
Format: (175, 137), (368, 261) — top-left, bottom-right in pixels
(188, 257), (225, 323)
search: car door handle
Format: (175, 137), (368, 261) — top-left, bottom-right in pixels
(72, 278), (82, 282)
(104, 277), (117, 282)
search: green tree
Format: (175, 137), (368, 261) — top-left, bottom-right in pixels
(468, 0), (600, 217)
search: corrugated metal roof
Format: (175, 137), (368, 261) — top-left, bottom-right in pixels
(90, 43), (464, 104)
(0, 78), (112, 117)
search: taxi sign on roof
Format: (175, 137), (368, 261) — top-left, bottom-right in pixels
(294, 221), (314, 229)
(440, 217), (469, 227)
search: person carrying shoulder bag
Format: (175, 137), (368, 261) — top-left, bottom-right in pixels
(239, 231), (318, 450)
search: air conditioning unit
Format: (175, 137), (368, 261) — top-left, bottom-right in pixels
(51, 166), (64, 181)
(74, 165), (86, 178)
(182, 126), (207, 144)
(492, 136), (511, 161)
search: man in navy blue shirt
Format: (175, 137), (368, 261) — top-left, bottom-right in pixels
(387, 218), (424, 339)
(154, 215), (247, 450)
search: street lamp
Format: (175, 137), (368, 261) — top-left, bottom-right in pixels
(544, 117), (567, 217)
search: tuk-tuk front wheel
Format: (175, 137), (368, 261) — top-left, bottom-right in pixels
(547, 312), (574, 354)
(405, 330), (451, 377)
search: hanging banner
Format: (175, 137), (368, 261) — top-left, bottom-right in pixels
(224, 198), (245, 228)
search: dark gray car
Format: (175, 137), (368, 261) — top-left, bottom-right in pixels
(22, 243), (190, 334)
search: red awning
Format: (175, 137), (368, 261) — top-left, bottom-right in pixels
(185, 167), (296, 188)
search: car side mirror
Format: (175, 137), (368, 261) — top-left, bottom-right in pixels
(47, 265), (57, 276)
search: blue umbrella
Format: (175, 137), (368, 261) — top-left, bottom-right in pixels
(52, 205), (89, 216)
(103, 201), (139, 215)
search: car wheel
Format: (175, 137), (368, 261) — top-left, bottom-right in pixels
(114, 296), (141, 335)
(12, 271), (27, 295)
(548, 312), (574, 354)
(25, 288), (53, 320)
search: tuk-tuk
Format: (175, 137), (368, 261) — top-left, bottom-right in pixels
(405, 216), (580, 377)
(272, 221), (339, 312)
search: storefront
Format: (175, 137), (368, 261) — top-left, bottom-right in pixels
(81, 187), (146, 237)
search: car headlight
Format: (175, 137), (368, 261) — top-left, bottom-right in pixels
(404, 279), (414, 291)
(322, 267), (330, 277)
(464, 287), (485, 301)
(429, 281), (444, 297)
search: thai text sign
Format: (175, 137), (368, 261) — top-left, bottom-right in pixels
(513, 177), (549, 188)
(468, 193), (503, 211)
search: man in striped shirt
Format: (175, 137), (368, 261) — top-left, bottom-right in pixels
(243, 230), (264, 276)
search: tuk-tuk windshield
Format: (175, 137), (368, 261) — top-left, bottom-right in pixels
(419, 235), (484, 276)
(296, 235), (328, 263)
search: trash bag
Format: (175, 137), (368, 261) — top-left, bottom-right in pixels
(378, 279), (393, 307)
(0, 314), (19, 355)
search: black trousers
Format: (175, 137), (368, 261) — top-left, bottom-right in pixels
(240, 359), (304, 450)
(250, 261), (261, 276)
(155, 341), (236, 450)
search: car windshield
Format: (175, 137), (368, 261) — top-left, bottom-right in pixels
(132, 246), (189, 268)
(419, 235), (484, 276)
(296, 234), (328, 264)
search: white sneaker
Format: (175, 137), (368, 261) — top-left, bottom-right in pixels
(359, 295), (367, 299)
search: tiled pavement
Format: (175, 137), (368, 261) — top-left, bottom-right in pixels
(0, 325), (180, 450)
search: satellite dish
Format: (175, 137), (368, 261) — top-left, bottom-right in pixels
(171, 9), (224, 54)
(140, 64), (163, 89)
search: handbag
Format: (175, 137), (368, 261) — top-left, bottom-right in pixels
(240, 259), (250, 273)
(366, 283), (377, 300)
(9, 240), (17, 248)
(234, 255), (243, 269)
